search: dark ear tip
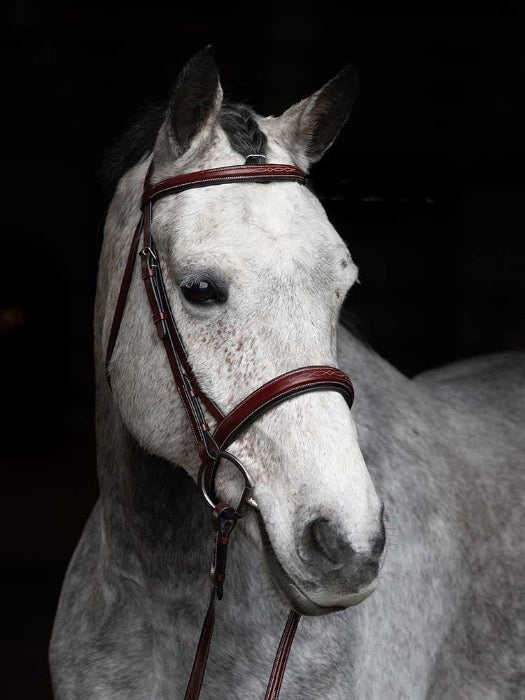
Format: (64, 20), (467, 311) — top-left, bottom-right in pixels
(199, 44), (215, 57)
(337, 65), (359, 93)
(171, 45), (220, 100)
(186, 45), (217, 71)
(173, 46), (218, 87)
(168, 45), (222, 153)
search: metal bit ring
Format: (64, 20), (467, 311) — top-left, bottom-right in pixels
(199, 450), (259, 515)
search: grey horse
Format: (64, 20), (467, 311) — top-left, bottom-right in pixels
(50, 48), (525, 699)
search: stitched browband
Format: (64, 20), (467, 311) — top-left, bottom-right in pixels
(105, 162), (355, 700)
(142, 163), (306, 204)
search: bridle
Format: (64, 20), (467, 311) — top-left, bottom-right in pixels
(105, 160), (355, 700)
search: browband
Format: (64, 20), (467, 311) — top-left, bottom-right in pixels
(142, 163), (306, 205)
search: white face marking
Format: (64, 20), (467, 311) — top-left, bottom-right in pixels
(108, 123), (383, 611)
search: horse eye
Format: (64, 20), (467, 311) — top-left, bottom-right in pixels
(180, 278), (224, 304)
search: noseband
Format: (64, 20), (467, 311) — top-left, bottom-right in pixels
(105, 161), (355, 700)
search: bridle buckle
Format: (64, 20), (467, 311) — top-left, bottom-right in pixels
(139, 246), (157, 262)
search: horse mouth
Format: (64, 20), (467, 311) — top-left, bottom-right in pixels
(258, 517), (374, 616)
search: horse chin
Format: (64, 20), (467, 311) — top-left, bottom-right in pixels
(258, 518), (377, 617)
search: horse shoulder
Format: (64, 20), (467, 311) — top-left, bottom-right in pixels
(408, 354), (525, 696)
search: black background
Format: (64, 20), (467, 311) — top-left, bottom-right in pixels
(1, 2), (524, 697)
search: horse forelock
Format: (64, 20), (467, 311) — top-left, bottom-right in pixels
(219, 103), (268, 162)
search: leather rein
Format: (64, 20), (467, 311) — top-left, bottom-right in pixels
(105, 161), (355, 700)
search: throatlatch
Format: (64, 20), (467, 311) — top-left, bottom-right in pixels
(105, 161), (355, 700)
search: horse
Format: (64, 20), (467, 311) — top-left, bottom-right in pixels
(50, 47), (525, 699)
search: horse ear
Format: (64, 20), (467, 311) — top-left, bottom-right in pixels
(160, 46), (223, 159)
(273, 66), (358, 168)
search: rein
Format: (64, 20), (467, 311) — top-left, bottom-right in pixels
(105, 161), (355, 699)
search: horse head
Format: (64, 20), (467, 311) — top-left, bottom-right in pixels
(105, 47), (385, 615)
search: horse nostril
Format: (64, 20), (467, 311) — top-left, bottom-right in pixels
(307, 517), (355, 565)
(302, 512), (386, 571)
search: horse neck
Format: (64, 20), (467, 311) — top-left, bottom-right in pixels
(94, 373), (211, 583)
(337, 323), (426, 433)
(337, 324), (456, 531)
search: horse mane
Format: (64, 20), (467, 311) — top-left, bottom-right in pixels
(100, 100), (267, 198)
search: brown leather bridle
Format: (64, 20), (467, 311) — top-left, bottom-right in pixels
(105, 161), (355, 700)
